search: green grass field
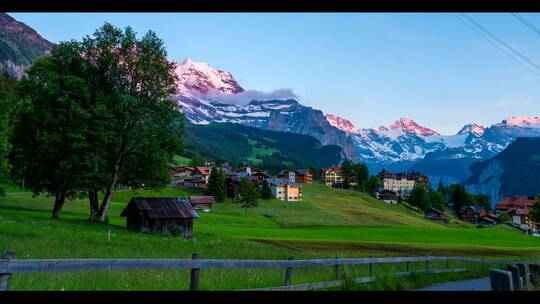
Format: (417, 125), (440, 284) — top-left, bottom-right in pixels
(0, 183), (538, 290)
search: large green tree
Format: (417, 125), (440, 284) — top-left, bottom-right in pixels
(0, 70), (18, 195)
(11, 42), (95, 218)
(79, 24), (183, 222)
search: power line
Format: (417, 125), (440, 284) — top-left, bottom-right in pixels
(459, 13), (540, 71)
(453, 13), (540, 79)
(511, 13), (540, 37)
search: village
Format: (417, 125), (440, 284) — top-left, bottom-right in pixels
(117, 161), (540, 239)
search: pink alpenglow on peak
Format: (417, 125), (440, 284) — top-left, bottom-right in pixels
(500, 116), (540, 127)
(389, 118), (438, 136)
(325, 114), (360, 134)
(174, 58), (244, 96)
(457, 123), (486, 136)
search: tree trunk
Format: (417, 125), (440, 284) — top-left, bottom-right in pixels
(88, 190), (99, 221)
(52, 188), (66, 219)
(97, 150), (125, 223)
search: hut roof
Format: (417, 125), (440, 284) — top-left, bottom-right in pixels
(120, 197), (199, 219)
(189, 196), (216, 205)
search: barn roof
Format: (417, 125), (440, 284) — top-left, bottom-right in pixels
(189, 196), (216, 205)
(120, 197), (199, 219)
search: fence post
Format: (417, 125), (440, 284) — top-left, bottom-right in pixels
(190, 253), (200, 291)
(446, 259), (450, 269)
(284, 256), (294, 286)
(490, 269), (514, 291)
(0, 251), (15, 291)
(406, 261), (410, 273)
(335, 254), (342, 280)
(425, 260), (429, 272)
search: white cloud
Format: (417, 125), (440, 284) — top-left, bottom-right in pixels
(206, 88), (299, 106)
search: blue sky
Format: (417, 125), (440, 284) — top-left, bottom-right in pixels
(9, 13), (540, 134)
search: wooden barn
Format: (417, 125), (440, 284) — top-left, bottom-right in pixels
(120, 197), (199, 238)
(189, 196), (216, 212)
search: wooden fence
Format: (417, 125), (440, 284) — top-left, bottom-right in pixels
(0, 250), (519, 291)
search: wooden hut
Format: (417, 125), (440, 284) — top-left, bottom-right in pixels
(120, 197), (198, 238)
(189, 196), (216, 212)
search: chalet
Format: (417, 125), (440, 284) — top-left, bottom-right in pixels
(189, 196), (215, 212)
(267, 178), (302, 202)
(170, 166), (195, 180)
(425, 208), (448, 222)
(120, 197), (198, 238)
(278, 169), (313, 184)
(496, 196), (537, 228)
(459, 206), (488, 224)
(478, 213), (498, 226)
(377, 189), (399, 204)
(195, 166), (212, 185)
(377, 169), (428, 197)
(183, 177), (206, 189)
(320, 167), (342, 187)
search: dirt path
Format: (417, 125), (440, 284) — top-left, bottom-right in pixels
(415, 277), (491, 291)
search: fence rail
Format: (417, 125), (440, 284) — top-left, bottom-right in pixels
(0, 250), (527, 291)
(0, 256), (503, 273)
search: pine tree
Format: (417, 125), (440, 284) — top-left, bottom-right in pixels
(529, 197), (540, 224)
(238, 177), (258, 213)
(261, 179), (272, 199)
(206, 166), (226, 201)
(408, 183), (431, 212)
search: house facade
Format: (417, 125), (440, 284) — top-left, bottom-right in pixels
(320, 167), (342, 186)
(459, 206), (488, 224)
(377, 189), (399, 204)
(278, 169), (313, 184)
(267, 178), (302, 202)
(496, 196), (537, 228)
(377, 170), (428, 197)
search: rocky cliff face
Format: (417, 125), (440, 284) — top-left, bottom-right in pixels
(0, 13), (54, 78)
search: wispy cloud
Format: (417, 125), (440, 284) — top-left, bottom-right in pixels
(206, 88), (298, 106)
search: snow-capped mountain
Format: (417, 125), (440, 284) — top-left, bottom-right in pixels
(457, 123), (485, 136)
(173, 59), (360, 161)
(175, 58), (244, 97)
(172, 59), (540, 184)
(325, 114), (360, 134)
(389, 118), (438, 136)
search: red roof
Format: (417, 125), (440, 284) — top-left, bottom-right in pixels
(196, 166), (211, 176)
(496, 196), (536, 210)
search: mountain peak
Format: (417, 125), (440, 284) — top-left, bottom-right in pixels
(0, 13), (54, 78)
(500, 116), (540, 127)
(458, 123), (485, 136)
(175, 58), (244, 96)
(325, 114), (360, 134)
(389, 117), (438, 136)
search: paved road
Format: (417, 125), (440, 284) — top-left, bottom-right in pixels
(415, 277), (491, 291)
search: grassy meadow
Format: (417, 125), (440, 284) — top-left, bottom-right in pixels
(0, 183), (538, 290)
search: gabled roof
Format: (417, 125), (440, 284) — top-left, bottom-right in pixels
(267, 177), (299, 187)
(496, 196), (536, 210)
(196, 166), (211, 176)
(120, 197), (199, 219)
(189, 196), (216, 205)
(459, 205), (485, 214)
